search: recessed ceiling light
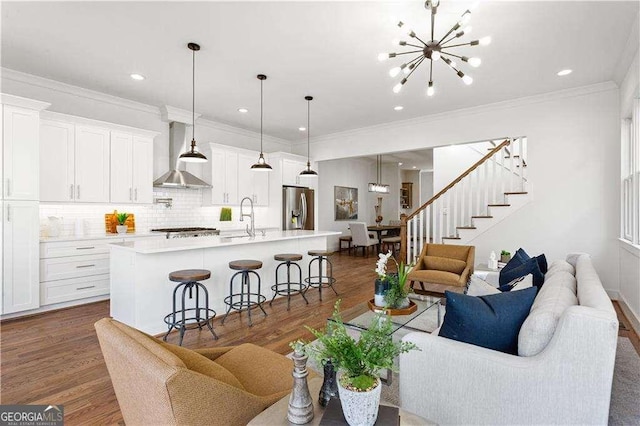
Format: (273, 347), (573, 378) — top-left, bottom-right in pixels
(299, 127), (306, 131)
(130, 73), (145, 81)
(398, 162), (403, 166)
(238, 108), (249, 113)
(557, 69), (572, 76)
(412, 166), (417, 169)
(394, 106), (404, 111)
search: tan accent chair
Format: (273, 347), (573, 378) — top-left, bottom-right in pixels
(95, 318), (304, 426)
(408, 243), (475, 295)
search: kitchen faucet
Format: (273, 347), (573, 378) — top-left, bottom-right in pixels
(240, 197), (255, 237)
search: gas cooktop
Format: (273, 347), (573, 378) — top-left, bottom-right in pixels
(151, 227), (220, 239)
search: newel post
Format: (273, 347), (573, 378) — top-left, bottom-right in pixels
(400, 213), (408, 264)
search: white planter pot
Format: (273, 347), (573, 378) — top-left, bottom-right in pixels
(337, 376), (381, 426)
(116, 225), (128, 234)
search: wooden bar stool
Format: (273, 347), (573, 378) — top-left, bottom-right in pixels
(270, 253), (308, 310)
(163, 269), (217, 346)
(338, 235), (353, 255)
(222, 260), (267, 327)
(304, 250), (338, 301)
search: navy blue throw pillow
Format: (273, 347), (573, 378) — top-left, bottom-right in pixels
(499, 257), (544, 288)
(536, 254), (548, 274)
(438, 287), (538, 354)
(500, 248), (530, 277)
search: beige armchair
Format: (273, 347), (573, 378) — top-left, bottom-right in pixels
(95, 318), (303, 426)
(408, 243), (475, 295)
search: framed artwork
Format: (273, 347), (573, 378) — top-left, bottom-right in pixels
(335, 186), (358, 220)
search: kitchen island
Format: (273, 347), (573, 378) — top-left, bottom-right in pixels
(109, 230), (341, 334)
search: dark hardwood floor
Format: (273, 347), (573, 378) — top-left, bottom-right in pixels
(1, 251), (638, 425)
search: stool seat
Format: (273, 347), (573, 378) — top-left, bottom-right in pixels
(229, 260), (263, 270)
(339, 235), (352, 241)
(381, 236), (401, 243)
(308, 250), (334, 257)
(169, 269), (211, 282)
(274, 253), (303, 262)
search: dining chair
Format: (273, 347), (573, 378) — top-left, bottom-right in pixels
(349, 222), (378, 257)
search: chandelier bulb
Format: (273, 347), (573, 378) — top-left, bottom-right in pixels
(431, 51), (441, 61)
(460, 11), (471, 25)
(427, 81), (435, 97)
(389, 67), (402, 77)
(464, 26), (472, 35)
(462, 75), (474, 85)
(468, 57), (482, 67)
(393, 83), (403, 94)
(479, 36), (492, 46)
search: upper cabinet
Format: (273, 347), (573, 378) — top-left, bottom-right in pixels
(204, 144), (268, 206)
(3, 105), (41, 200)
(110, 133), (153, 204)
(282, 159), (307, 187)
(40, 112), (157, 204)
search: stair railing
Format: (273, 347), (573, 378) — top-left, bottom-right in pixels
(400, 137), (527, 264)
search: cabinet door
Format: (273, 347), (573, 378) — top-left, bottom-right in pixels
(225, 151), (239, 205)
(40, 120), (75, 202)
(109, 132), (133, 203)
(3, 201), (40, 314)
(209, 150), (226, 204)
(253, 160), (270, 206)
(3, 106), (39, 200)
(237, 154), (255, 202)
(132, 136), (153, 204)
(75, 125), (110, 202)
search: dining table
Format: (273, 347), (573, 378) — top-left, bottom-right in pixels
(367, 224), (401, 247)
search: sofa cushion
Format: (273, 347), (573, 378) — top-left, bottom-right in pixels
(545, 260), (575, 279)
(517, 273), (578, 357)
(439, 287), (538, 354)
(499, 257), (544, 288)
(409, 269), (464, 287)
(162, 343), (244, 389)
(423, 256), (467, 275)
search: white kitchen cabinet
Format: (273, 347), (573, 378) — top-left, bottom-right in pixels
(110, 133), (153, 204)
(208, 147), (238, 205)
(282, 159), (307, 186)
(75, 125), (110, 202)
(238, 153), (270, 206)
(40, 120), (75, 202)
(2, 201), (40, 314)
(3, 106), (40, 200)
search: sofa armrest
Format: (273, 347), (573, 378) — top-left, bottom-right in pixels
(193, 347), (235, 360)
(457, 264), (472, 287)
(399, 306), (618, 425)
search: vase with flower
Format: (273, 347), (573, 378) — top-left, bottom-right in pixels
(374, 251), (414, 310)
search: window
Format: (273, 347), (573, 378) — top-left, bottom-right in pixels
(621, 99), (640, 245)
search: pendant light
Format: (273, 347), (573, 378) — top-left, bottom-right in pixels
(251, 74), (272, 170)
(300, 96), (318, 176)
(179, 42), (207, 163)
(368, 155), (389, 193)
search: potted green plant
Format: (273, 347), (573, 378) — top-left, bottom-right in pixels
(116, 212), (129, 234)
(304, 301), (417, 426)
(500, 250), (511, 263)
(375, 251), (414, 309)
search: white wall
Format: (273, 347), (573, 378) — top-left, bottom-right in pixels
(305, 84), (621, 294)
(433, 144), (486, 193)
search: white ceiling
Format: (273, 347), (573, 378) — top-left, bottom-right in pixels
(2, 1), (638, 141)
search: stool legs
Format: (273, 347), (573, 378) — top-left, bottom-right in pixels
(163, 280), (218, 346)
(304, 256), (338, 301)
(270, 261), (308, 310)
(222, 270), (267, 327)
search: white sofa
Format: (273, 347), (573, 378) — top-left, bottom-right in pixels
(399, 254), (619, 425)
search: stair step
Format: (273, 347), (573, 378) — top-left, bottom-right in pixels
(472, 215), (493, 219)
(442, 236), (461, 240)
(488, 204), (510, 207)
(504, 191), (528, 195)
(456, 226), (477, 230)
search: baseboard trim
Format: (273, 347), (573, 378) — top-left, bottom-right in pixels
(0, 295), (110, 322)
(618, 294), (640, 337)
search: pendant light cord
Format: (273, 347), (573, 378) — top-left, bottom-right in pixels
(307, 99), (311, 163)
(192, 47), (195, 145)
(260, 78), (263, 153)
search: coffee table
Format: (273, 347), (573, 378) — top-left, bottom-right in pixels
(329, 294), (444, 384)
(248, 377), (433, 425)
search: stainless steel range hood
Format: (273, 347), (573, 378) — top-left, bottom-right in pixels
(153, 122), (211, 189)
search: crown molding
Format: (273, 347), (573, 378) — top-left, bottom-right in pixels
(0, 93), (50, 111)
(160, 105), (201, 124)
(295, 81), (619, 146)
(41, 110), (160, 139)
(2, 67), (160, 115)
(197, 117), (292, 148)
(613, 11), (639, 85)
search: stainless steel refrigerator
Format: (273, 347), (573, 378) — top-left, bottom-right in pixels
(282, 186), (315, 230)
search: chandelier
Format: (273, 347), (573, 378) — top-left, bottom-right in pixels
(379, 0), (491, 97)
(368, 155), (389, 193)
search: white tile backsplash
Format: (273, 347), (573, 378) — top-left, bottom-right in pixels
(39, 188), (277, 238)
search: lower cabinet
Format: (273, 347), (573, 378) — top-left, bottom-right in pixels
(41, 274), (110, 305)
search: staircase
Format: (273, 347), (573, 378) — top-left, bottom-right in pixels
(400, 137), (530, 264)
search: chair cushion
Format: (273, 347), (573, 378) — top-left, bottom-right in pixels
(499, 257), (544, 288)
(423, 256), (467, 275)
(161, 343), (244, 390)
(409, 269), (464, 287)
(439, 287), (538, 354)
(426, 244), (470, 261)
(216, 343), (295, 397)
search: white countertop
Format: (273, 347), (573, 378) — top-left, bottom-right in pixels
(40, 232), (162, 243)
(109, 230), (341, 254)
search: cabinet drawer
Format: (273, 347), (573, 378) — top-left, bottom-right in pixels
(41, 274), (110, 305)
(40, 239), (120, 258)
(40, 254), (110, 282)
